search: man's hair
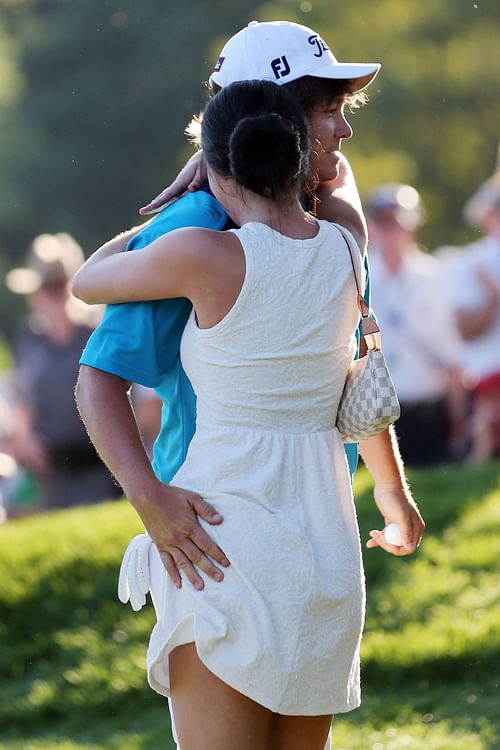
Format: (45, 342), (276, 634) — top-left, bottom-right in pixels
(187, 75), (366, 146)
(282, 76), (367, 113)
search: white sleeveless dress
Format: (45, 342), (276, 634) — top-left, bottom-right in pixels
(147, 220), (366, 715)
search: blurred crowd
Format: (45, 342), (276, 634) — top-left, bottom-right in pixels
(366, 169), (500, 468)
(0, 168), (499, 522)
(0, 233), (161, 521)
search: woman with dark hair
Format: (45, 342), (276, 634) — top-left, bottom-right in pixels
(74, 77), (423, 750)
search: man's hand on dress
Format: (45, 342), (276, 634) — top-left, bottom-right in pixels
(139, 151), (206, 215)
(132, 480), (230, 590)
(366, 484), (425, 556)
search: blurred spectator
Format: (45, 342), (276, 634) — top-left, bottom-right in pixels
(450, 171), (500, 463)
(366, 183), (466, 466)
(4, 233), (122, 511)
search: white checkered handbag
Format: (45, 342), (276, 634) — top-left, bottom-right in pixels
(335, 227), (400, 443)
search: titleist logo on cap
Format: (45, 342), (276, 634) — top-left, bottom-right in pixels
(307, 34), (329, 57)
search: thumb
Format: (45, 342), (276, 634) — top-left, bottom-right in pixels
(191, 494), (224, 525)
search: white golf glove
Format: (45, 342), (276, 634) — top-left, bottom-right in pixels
(117, 533), (152, 611)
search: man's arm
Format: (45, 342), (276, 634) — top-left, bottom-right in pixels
(313, 153), (367, 253)
(75, 366), (230, 590)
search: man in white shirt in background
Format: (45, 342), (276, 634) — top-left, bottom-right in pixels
(366, 183), (465, 466)
(451, 172), (500, 462)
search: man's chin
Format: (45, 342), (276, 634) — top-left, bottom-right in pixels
(319, 164), (340, 184)
(306, 165), (339, 190)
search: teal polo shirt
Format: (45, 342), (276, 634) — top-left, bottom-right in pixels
(80, 187), (368, 482)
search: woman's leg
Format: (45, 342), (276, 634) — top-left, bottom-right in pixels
(267, 713), (334, 750)
(169, 643), (271, 750)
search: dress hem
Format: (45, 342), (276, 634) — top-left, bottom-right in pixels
(147, 615), (362, 716)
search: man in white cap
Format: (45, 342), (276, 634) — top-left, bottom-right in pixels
(141, 20), (379, 201)
(76, 22), (423, 750)
(450, 170), (500, 462)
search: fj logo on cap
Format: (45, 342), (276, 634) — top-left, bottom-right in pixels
(271, 56), (291, 79)
(213, 56), (225, 72)
(308, 34), (329, 58)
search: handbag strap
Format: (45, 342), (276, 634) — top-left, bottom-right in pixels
(334, 224), (381, 352)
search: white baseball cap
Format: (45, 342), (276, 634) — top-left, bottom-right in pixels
(365, 183), (426, 231)
(211, 20), (380, 93)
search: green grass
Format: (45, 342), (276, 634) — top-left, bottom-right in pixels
(0, 462), (499, 749)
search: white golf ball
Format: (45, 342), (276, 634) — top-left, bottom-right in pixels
(384, 522), (403, 546)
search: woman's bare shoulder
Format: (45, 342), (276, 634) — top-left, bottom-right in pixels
(153, 227), (244, 283)
(156, 225), (236, 250)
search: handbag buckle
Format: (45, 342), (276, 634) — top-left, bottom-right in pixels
(358, 295), (381, 351)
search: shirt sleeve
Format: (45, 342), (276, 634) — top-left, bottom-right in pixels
(80, 190), (229, 386)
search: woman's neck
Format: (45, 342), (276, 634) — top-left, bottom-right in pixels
(232, 193), (318, 240)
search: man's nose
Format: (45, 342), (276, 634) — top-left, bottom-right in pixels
(338, 115), (353, 140)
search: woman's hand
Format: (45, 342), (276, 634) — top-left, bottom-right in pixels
(139, 151), (206, 215)
(131, 479), (230, 590)
(366, 484), (425, 556)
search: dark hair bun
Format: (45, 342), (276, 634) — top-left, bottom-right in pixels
(201, 80), (309, 197)
(229, 113), (303, 198)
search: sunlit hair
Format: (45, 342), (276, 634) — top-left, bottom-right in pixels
(185, 112), (203, 147)
(282, 76), (368, 113)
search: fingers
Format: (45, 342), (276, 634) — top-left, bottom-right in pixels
(159, 529), (230, 591)
(191, 526), (230, 568)
(189, 493), (231, 566)
(157, 528), (230, 591)
(159, 549), (182, 590)
(168, 548), (205, 591)
(367, 529), (416, 557)
(409, 506), (425, 548)
(139, 188), (174, 215)
(182, 540), (225, 582)
(190, 153), (207, 191)
(139, 152), (204, 214)
(397, 519), (418, 554)
(140, 485), (230, 590)
(155, 492), (230, 589)
(191, 494), (224, 525)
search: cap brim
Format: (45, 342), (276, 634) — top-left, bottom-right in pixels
(311, 62), (380, 92)
(211, 62), (380, 93)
